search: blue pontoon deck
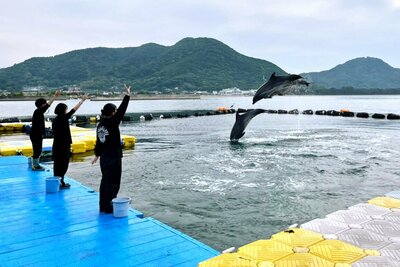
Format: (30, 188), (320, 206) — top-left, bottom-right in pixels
(0, 156), (219, 266)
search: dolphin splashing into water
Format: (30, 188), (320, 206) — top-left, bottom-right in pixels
(252, 72), (309, 104)
(230, 109), (265, 142)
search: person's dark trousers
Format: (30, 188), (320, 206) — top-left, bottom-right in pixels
(53, 146), (71, 181)
(99, 157), (122, 213)
(30, 134), (43, 159)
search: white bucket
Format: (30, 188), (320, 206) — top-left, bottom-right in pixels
(112, 197), (131, 218)
(46, 177), (61, 193)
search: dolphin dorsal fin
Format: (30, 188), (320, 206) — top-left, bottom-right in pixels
(269, 72), (276, 80)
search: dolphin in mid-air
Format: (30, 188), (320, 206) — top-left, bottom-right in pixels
(230, 109), (265, 142)
(252, 72), (309, 104)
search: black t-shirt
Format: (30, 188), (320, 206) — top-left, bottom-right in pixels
(52, 109), (76, 148)
(30, 103), (50, 136)
(95, 95), (130, 159)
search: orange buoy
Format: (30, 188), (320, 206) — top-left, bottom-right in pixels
(216, 107), (228, 112)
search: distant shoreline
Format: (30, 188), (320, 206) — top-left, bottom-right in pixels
(92, 94), (201, 101)
(0, 94), (202, 101)
(2, 93), (400, 102)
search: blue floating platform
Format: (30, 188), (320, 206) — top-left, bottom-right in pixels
(0, 156), (219, 266)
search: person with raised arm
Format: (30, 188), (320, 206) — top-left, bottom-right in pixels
(92, 84), (131, 213)
(52, 94), (89, 189)
(30, 90), (61, 171)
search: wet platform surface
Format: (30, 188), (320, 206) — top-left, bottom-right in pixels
(0, 156), (219, 266)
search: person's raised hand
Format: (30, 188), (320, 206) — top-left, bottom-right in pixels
(81, 94), (90, 101)
(124, 84), (131, 96)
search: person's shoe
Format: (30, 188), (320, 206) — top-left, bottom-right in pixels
(104, 208), (113, 214)
(32, 165), (45, 171)
(31, 158), (45, 171)
(60, 183), (71, 189)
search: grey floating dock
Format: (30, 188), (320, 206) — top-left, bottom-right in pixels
(0, 156), (219, 266)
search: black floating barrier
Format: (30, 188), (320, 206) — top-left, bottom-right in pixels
(302, 109), (313, 115)
(122, 116), (131, 121)
(177, 114), (190, 118)
(372, 113), (385, 119)
(288, 109), (299, 114)
(278, 110), (288, 114)
(315, 110), (326, 115)
(72, 115), (88, 123)
(19, 117), (32, 122)
(326, 110), (340, 116)
(0, 117), (20, 123)
(140, 114), (153, 121)
(356, 112), (369, 118)
(341, 111), (355, 117)
(387, 113), (400, 120)
(267, 110), (278, 114)
(160, 114), (173, 119)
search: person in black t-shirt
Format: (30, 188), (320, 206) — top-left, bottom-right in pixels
(52, 95), (88, 189)
(92, 84), (131, 213)
(30, 90), (61, 171)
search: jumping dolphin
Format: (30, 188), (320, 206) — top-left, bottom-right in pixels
(230, 109), (265, 142)
(252, 73), (309, 104)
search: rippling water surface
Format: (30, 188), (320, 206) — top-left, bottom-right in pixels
(2, 95), (400, 250)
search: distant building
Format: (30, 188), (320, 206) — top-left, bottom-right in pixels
(194, 90), (209, 95)
(22, 86), (44, 96)
(219, 87), (243, 95)
(66, 86), (82, 94)
(0, 90), (11, 96)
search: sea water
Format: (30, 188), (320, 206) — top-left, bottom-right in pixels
(1, 95), (400, 250)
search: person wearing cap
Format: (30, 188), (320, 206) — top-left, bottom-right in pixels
(30, 90), (61, 171)
(52, 94), (89, 189)
(92, 84), (131, 213)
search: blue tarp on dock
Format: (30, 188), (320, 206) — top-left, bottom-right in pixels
(0, 156), (219, 266)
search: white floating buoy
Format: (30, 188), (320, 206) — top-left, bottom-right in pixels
(222, 247), (236, 254)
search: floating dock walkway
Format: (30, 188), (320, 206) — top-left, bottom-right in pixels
(200, 193), (400, 266)
(0, 125), (136, 156)
(0, 156), (219, 266)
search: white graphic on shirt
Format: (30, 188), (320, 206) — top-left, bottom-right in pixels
(97, 126), (109, 143)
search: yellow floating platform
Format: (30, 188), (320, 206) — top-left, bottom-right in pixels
(199, 193), (400, 266)
(0, 125), (136, 156)
(0, 122), (26, 133)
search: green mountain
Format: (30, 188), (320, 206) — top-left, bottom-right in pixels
(0, 37), (285, 92)
(304, 57), (400, 90)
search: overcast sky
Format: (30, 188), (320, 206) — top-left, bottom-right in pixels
(1, 0), (400, 73)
